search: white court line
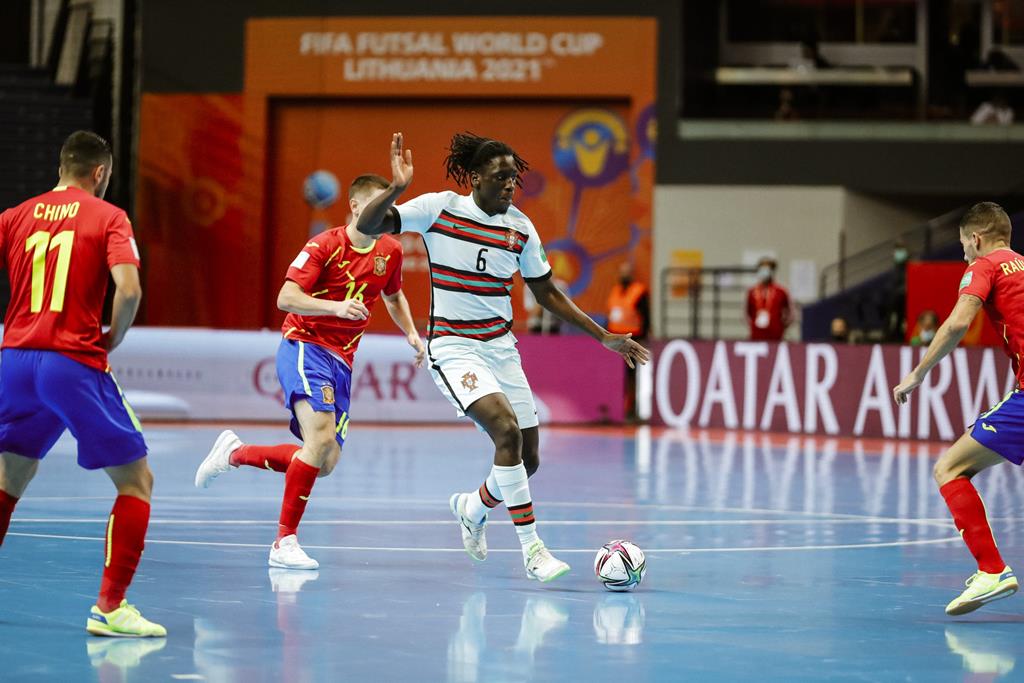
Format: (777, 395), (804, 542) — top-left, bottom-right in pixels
(9, 517), (955, 527)
(6, 531), (963, 553)
(16, 496), (953, 525)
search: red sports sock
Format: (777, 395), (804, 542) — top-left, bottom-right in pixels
(98, 495), (151, 612)
(0, 490), (19, 546)
(940, 477), (1006, 574)
(230, 444), (299, 473)
(278, 458), (319, 541)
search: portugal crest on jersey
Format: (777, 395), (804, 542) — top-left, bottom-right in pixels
(374, 255), (387, 276)
(505, 229), (518, 251)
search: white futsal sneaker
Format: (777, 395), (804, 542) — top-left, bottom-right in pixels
(194, 430), (243, 488)
(945, 566), (1018, 616)
(269, 534), (319, 570)
(450, 493), (488, 561)
(524, 541), (570, 583)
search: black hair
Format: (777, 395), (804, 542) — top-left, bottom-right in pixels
(443, 132), (529, 188)
(59, 130), (112, 178)
(349, 173), (389, 200)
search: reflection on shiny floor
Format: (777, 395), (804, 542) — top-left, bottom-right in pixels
(2, 425), (1023, 682)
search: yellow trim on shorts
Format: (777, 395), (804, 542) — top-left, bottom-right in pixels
(980, 389), (1017, 420)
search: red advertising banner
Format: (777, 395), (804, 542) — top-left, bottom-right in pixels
(649, 340), (1017, 440)
(905, 261), (999, 346)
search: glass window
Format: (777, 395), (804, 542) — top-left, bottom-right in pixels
(726, 0), (916, 44)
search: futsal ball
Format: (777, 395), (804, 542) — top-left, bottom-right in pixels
(594, 540), (646, 591)
(303, 170), (340, 209)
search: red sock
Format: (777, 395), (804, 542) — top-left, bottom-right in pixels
(0, 490), (19, 546)
(940, 477), (1006, 574)
(278, 458), (319, 541)
(98, 495), (151, 612)
(230, 444), (299, 473)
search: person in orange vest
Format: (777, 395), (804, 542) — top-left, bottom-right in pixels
(746, 257), (793, 341)
(607, 262), (650, 421)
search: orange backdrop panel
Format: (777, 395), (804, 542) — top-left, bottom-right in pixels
(266, 98), (634, 331)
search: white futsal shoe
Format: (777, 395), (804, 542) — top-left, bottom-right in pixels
(450, 493), (488, 561)
(195, 430), (243, 488)
(945, 566), (1018, 616)
(269, 534), (319, 570)
(524, 542), (570, 583)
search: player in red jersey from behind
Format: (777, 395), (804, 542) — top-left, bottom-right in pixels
(0, 131), (163, 637)
(194, 174), (424, 569)
(894, 202), (1021, 615)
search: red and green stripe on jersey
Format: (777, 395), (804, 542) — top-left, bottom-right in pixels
(428, 210), (528, 254)
(429, 315), (513, 342)
(430, 264), (513, 298)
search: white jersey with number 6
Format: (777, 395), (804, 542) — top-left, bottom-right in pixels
(394, 191), (552, 349)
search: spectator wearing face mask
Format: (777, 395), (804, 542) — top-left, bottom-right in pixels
(910, 309), (940, 347)
(746, 258), (793, 341)
(830, 316), (850, 343)
(885, 241), (910, 342)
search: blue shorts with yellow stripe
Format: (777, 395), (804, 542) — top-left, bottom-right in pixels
(971, 389), (1024, 466)
(0, 349), (147, 470)
(276, 339), (352, 447)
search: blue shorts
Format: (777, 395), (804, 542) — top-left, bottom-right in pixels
(971, 389), (1024, 466)
(0, 349), (147, 470)
(276, 339), (352, 447)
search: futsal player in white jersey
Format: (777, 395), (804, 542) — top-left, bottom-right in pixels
(355, 132), (650, 583)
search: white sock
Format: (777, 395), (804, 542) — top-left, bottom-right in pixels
(493, 463), (539, 550)
(464, 468), (502, 523)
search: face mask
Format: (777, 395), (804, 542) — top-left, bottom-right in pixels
(619, 276), (632, 287)
(920, 329), (935, 343)
(757, 266), (773, 281)
(831, 332), (847, 342)
(893, 248), (908, 264)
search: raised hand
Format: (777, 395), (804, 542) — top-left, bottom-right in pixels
(335, 299), (369, 321)
(602, 333), (651, 369)
(390, 132), (413, 190)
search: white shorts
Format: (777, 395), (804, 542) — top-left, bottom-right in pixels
(427, 336), (539, 429)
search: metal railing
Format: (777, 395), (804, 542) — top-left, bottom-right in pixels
(660, 266), (758, 340)
(818, 206), (965, 299)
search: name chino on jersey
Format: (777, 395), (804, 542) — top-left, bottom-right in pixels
(282, 226), (403, 367)
(393, 192), (552, 345)
(960, 248), (1024, 386)
(0, 186), (140, 370)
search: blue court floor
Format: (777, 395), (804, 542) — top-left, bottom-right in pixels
(2, 424), (1024, 682)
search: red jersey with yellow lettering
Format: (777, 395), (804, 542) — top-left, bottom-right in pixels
(960, 248), (1024, 387)
(0, 186), (140, 370)
(282, 226), (403, 367)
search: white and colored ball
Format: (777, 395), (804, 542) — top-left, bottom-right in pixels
(594, 540), (646, 592)
(303, 170), (340, 209)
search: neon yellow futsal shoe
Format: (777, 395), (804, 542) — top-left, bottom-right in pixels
(945, 566), (1018, 616)
(86, 600), (167, 637)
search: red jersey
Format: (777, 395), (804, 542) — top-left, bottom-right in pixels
(1, 185), (140, 370)
(282, 226), (403, 367)
(960, 248), (1024, 387)
(746, 282), (791, 341)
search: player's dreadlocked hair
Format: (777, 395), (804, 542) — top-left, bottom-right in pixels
(443, 132), (529, 188)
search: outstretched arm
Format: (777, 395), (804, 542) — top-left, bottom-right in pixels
(354, 133), (414, 236)
(527, 278), (651, 368)
(383, 290), (425, 367)
(893, 294), (982, 405)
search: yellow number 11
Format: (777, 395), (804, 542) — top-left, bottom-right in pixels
(25, 230), (75, 313)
